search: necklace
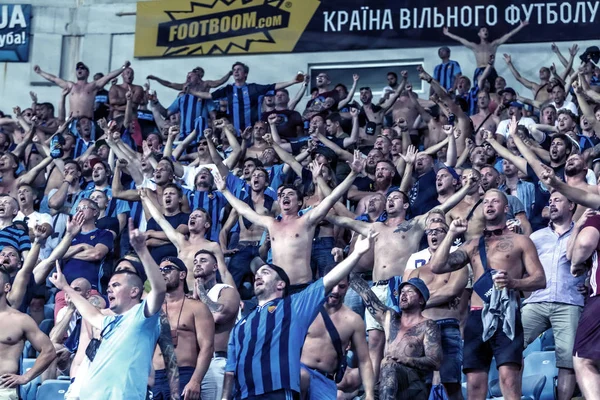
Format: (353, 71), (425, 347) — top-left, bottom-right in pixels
(163, 296), (185, 348)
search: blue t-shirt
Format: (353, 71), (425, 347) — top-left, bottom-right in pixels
(62, 229), (114, 288)
(80, 300), (161, 400)
(146, 213), (190, 264)
(226, 279), (327, 398)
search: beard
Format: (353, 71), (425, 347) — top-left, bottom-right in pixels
(564, 165), (583, 177)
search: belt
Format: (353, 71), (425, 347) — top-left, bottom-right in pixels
(436, 318), (460, 327)
(214, 351), (228, 358)
(312, 368), (335, 380)
(373, 279), (390, 286)
(238, 241), (260, 247)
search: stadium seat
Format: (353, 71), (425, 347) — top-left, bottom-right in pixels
(523, 335), (542, 358)
(487, 374), (546, 400)
(36, 379), (70, 400)
(22, 340), (35, 359)
(523, 351), (557, 400)
(39, 318), (54, 335)
(540, 329), (555, 351)
(20, 358), (41, 400)
(44, 304), (55, 320)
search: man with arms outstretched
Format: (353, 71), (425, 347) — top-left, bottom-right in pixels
(429, 190), (546, 400)
(214, 151), (364, 293)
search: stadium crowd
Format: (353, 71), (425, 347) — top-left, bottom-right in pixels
(0, 21), (600, 400)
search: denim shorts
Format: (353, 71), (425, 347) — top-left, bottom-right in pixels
(427, 319), (463, 384)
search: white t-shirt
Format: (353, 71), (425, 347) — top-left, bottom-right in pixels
(405, 246), (459, 274)
(14, 211), (52, 230)
(181, 163), (219, 190)
(552, 100), (578, 115)
(496, 117), (536, 138)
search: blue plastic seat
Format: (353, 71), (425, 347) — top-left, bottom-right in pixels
(20, 358), (41, 400)
(36, 379), (70, 400)
(540, 329), (555, 351)
(43, 304), (55, 320)
(39, 318), (54, 335)
(524, 336), (542, 358)
(523, 351), (557, 400)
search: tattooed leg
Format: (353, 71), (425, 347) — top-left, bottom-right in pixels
(378, 359), (399, 400)
(158, 310), (180, 400)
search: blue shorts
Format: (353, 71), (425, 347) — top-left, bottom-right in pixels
(426, 319), (463, 384)
(463, 309), (524, 372)
(301, 364), (337, 400)
(151, 366), (194, 399)
(246, 389), (300, 399)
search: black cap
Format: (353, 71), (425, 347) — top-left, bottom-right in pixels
(115, 257), (147, 283)
(580, 46), (600, 63)
(76, 62), (89, 71)
(161, 256), (190, 294)
(263, 264), (290, 296)
(498, 87), (516, 96)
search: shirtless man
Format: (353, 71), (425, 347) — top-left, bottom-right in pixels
(358, 72), (406, 139)
(214, 151), (364, 292)
(326, 174), (475, 379)
(152, 257), (214, 400)
(243, 121), (269, 160)
(300, 263), (375, 400)
(219, 168), (276, 290)
(350, 276), (442, 400)
(442, 22), (528, 88)
(0, 153), (53, 198)
(192, 250), (240, 400)
(147, 67), (231, 93)
(429, 190), (546, 400)
(34, 61), (130, 119)
(140, 189), (234, 291)
(391, 84), (421, 140)
(503, 54), (551, 102)
(109, 67), (145, 118)
(471, 91), (498, 141)
(408, 220), (468, 400)
(0, 268), (56, 400)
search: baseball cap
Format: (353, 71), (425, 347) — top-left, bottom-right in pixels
(435, 164), (460, 181)
(508, 101), (524, 109)
(115, 257), (147, 283)
(75, 62), (89, 71)
(498, 87), (516, 96)
(161, 256), (190, 293)
(399, 278), (430, 306)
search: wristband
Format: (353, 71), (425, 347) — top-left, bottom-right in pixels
(426, 78), (433, 84)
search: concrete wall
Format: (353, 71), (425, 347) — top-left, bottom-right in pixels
(0, 0), (595, 114)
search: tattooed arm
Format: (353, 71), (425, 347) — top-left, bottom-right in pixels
(195, 281), (240, 325)
(430, 219), (473, 274)
(394, 320), (442, 371)
(349, 272), (391, 325)
(158, 311), (180, 400)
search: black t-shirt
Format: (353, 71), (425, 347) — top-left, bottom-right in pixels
(305, 90), (340, 112)
(96, 216), (120, 236)
(409, 169), (438, 217)
(261, 109), (304, 139)
(147, 212), (190, 264)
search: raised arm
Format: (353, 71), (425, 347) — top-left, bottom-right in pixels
(314, 133), (353, 162)
(483, 130), (528, 173)
(128, 218), (167, 317)
(140, 189), (188, 250)
(93, 61), (130, 89)
(265, 133), (301, 177)
(442, 27), (477, 48)
(214, 171), (273, 229)
(323, 230), (377, 291)
(539, 164), (600, 209)
(338, 74), (359, 109)
(17, 155), (54, 186)
(288, 75), (309, 111)
(7, 241), (41, 310)
(147, 74), (185, 91)
(503, 54), (537, 89)
(50, 263), (105, 329)
(205, 70), (232, 88)
(491, 20), (528, 47)
(380, 71), (407, 112)
(33, 65), (71, 89)
(306, 151), (363, 225)
(429, 219), (472, 274)
(413, 266), (468, 308)
(326, 214), (371, 237)
(274, 76), (301, 91)
(551, 42), (570, 68)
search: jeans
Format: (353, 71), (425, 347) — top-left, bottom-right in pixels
(201, 356), (227, 400)
(229, 241), (261, 287)
(310, 237), (335, 278)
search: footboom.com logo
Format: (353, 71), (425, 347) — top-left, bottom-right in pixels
(134, 0), (320, 58)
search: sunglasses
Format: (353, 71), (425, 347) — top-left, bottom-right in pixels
(425, 228), (448, 236)
(159, 266), (177, 273)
